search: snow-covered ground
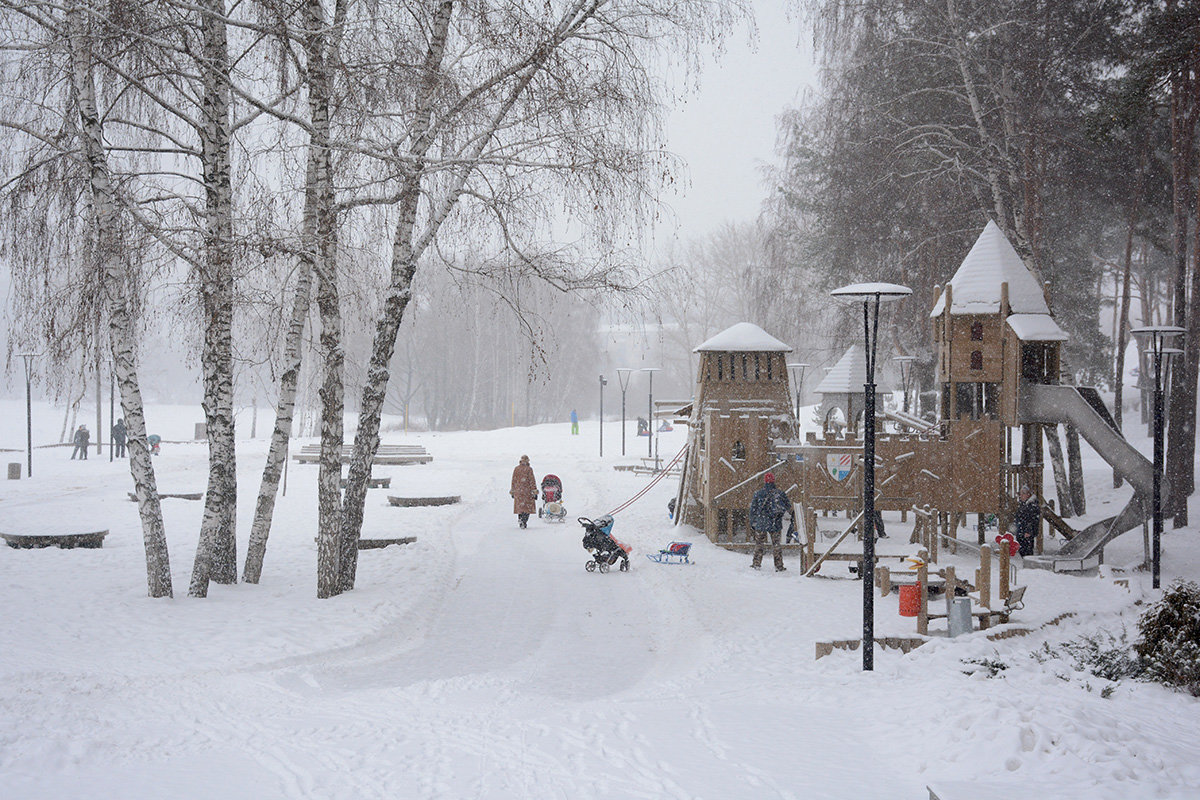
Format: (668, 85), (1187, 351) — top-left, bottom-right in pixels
(2, 400), (1199, 799)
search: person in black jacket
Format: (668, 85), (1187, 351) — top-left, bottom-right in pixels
(749, 472), (791, 571)
(70, 425), (90, 460)
(111, 418), (127, 458)
(1011, 485), (1040, 556)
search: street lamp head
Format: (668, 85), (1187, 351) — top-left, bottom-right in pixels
(830, 282), (913, 303)
(1130, 325), (1185, 338)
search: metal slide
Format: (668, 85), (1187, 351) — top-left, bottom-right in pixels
(1017, 383), (1155, 571)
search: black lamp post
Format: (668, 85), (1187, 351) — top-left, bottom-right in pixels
(642, 367), (660, 466)
(1131, 326), (1184, 590)
(599, 374), (608, 457)
(787, 362), (809, 431)
(893, 355), (916, 416)
(617, 368), (633, 456)
(18, 353), (37, 478)
(832, 282), (911, 671)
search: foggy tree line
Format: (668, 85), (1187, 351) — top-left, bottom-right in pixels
(762, 0), (1200, 520)
(0, 0), (746, 598)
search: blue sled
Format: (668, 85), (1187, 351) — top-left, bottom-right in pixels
(646, 542), (692, 564)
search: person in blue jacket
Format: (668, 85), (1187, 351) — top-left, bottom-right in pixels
(749, 472), (790, 571)
(570, 408), (579, 435)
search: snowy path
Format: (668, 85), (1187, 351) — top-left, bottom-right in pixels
(3, 411), (1200, 798)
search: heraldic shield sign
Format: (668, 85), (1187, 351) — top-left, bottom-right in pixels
(826, 453), (852, 481)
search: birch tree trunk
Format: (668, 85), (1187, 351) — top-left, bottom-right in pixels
(244, 0), (348, 585)
(242, 246), (314, 583)
(67, 6), (172, 597)
(1044, 424), (1074, 518)
(190, 0), (238, 596)
(335, 0), (455, 594)
(1065, 423), (1085, 516)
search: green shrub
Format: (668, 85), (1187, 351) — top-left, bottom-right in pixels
(1135, 580), (1200, 696)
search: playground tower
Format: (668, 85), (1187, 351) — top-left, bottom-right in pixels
(673, 323), (800, 545)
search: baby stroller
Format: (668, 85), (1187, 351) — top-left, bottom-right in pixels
(538, 474), (567, 522)
(579, 515), (631, 573)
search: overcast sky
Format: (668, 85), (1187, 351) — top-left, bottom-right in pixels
(655, 3), (818, 247)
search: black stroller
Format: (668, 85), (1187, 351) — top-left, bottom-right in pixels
(538, 474), (567, 522)
(579, 515), (630, 573)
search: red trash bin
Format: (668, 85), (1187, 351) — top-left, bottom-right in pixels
(899, 583), (922, 617)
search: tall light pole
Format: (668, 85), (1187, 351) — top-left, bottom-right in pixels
(616, 368), (633, 456)
(18, 352), (37, 478)
(642, 367), (660, 465)
(1131, 326), (1184, 590)
(787, 362), (809, 432)
(893, 355), (916, 416)
(599, 374), (608, 457)
(831, 282), (911, 671)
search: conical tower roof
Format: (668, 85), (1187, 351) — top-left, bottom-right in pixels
(929, 221), (1050, 317)
(693, 322), (792, 353)
(813, 344), (890, 395)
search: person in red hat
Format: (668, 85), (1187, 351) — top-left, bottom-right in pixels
(749, 472), (791, 571)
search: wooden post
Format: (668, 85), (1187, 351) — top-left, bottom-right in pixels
(978, 546), (992, 611)
(917, 561), (929, 635)
(998, 545), (1010, 601)
(877, 565), (891, 596)
(930, 513), (940, 563)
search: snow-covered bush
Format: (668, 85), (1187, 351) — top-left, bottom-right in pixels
(1033, 629), (1142, 683)
(1136, 580), (1200, 697)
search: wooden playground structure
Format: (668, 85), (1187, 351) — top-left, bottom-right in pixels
(671, 222), (1161, 636)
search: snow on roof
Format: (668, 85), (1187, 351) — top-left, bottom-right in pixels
(929, 221), (1050, 317)
(1006, 313), (1069, 342)
(812, 344), (890, 395)
(693, 322), (792, 353)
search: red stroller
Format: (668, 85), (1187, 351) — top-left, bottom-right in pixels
(537, 474), (567, 522)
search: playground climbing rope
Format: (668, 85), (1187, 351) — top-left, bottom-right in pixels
(607, 445), (688, 517)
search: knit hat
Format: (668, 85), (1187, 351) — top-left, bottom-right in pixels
(520, 455), (530, 464)
(764, 472), (775, 484)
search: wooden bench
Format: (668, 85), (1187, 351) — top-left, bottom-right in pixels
(128, 492), (203, 501)
(358, 536), (417, 549)
(387, 495), (460, 507)
(2, 530), (109, 549)
(970, 585), (1026, 628)
(340, 477), (391, 489)
(293, 444), (431, 465)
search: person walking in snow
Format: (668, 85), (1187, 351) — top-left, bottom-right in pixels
(1011, 485), (1040, 556)
(570, 408), (579, 435)
(749, 472), (790, 571)
(70, 425), (90, 460)
(111, 418), (127, 459)
(510, 455), (538, 529)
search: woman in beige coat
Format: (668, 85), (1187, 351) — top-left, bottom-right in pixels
(510, 455), (538, 528)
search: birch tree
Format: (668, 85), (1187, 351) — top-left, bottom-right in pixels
(325, 0), (744, 594)
(0, 0), (173, 596)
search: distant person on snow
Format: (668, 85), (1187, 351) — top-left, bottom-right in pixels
(510, 455), (538, 529)
(111, 418), (127, 459)
(1011, 485), (1040, 556)
(749, 472), (790, 572)
(570, 408), (579, 435)
(70, 425), (90, 460)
